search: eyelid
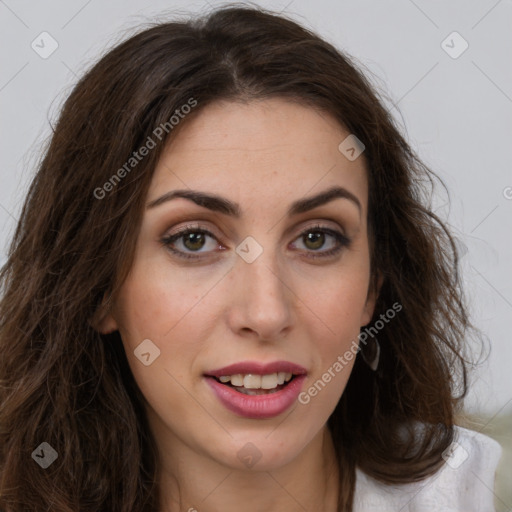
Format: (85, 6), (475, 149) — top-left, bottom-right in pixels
(164, 221), (222, 240)
(159, 211), (237, 238)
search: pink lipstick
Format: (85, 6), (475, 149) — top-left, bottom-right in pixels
(204, 360), (307, 419)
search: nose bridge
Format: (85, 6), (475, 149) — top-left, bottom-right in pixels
(229, 234), (292, 338)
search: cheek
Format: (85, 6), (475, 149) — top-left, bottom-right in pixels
(299, 263), (369, 403)
(310, 264), (371, 334)
(114, 258), (223, 387)
(115, 259), (205, 343)
(113, 266), (207, 412)
(318, 290), (362, 378)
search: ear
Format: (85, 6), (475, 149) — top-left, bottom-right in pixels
(89, 292), (119, 334)
(361, 271), (384, 326)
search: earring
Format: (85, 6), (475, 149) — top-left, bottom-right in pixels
(360, 338), (380, 371)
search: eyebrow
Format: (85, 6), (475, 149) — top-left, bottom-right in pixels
(146, 185), (362, 217)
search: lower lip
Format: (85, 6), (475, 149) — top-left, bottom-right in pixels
(205, 375), (307, 419)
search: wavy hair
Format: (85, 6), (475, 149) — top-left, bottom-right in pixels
(0, 4), (472, 511)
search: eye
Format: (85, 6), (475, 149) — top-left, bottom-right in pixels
(290, 225), (351, 259)
(161, 223), (351, 261)
(161, 224), (224, 260)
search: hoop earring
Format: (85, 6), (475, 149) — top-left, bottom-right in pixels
(360, 338), (380, 371)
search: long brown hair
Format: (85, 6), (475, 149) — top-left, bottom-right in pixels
(0, 4), (472, 511)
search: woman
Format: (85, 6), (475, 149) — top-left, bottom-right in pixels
(0, 5), (501, 511)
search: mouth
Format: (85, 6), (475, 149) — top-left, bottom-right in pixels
(203, 361), (307, 419)
(209, 372), (296, 395)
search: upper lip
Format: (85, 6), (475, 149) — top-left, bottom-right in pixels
(205, 360), (308, 377)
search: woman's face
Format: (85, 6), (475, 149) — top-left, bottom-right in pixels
(100, 98), (377, 471)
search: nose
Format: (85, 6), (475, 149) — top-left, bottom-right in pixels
(226, 245), (293, 342)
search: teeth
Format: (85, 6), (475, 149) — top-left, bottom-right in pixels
(261, 373), (278, 389)
(242, 374), (259, 389)
(216, 372), (294, 389)
(230, 374), (244, 387)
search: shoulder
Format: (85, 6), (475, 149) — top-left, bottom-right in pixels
(353, 425), (502, 512)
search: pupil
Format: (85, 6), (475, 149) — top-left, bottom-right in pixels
(184, 233), (205, 251)
(305, 232), (324, 250)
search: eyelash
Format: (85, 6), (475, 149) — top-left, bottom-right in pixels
(160, 223), (351, 261)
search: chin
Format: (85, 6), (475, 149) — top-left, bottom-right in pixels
(208, 429), (316, 472)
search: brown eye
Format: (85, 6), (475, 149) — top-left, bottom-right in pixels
(303, 231), (326, 250)
(161, 226), (222, 260)
(182, 232), (207, 251)
(291, 225), (351, 259)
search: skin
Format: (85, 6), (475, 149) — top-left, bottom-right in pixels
(97, 98), (379, 511)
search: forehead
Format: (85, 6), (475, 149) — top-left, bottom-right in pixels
(148, 98), (368, 213)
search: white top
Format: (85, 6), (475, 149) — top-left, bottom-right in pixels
(353, 426), (502, 511)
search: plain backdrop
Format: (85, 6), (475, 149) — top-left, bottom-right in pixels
(0, 0), (511, 416)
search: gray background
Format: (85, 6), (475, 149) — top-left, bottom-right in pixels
(1, 0), (511, 419)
